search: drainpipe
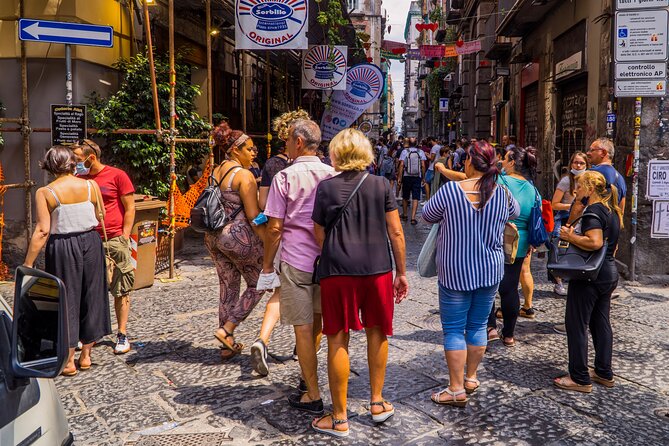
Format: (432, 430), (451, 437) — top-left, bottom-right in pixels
(20, 0), (32, 242)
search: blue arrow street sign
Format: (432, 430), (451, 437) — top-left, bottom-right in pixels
(19, 19), (113, 48)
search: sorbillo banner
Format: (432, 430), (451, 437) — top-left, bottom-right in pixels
(320, 63), (385, 141)
(302, 45), (348, 90)
(235, 0), (308, 50)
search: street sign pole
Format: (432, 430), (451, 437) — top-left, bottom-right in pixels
(631, 96), (642, 281)
(65, 44), (72, 106)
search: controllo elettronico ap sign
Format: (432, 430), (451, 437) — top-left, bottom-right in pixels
(19, 19), (113, 47)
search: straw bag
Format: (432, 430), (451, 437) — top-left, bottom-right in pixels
(501, 185), (519, 264)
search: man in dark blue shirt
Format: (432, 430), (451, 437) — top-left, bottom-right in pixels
(587, 137), (627, 212)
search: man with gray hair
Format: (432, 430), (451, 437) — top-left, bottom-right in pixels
(257, 119), (335, 415)
(588, 137), (626, 211)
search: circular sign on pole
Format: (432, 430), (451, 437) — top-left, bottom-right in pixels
(344, 64), (384, 106)
(236, 0), (308, 49)
(302, 45), (348, 90)
(359, 120), (373, 134)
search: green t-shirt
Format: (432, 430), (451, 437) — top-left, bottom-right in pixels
(498, 174), (538, 258)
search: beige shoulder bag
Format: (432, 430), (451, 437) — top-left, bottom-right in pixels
(91, 180), (116, 286)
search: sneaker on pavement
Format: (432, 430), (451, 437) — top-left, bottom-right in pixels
(553, 324), (567, 335)
(554, 283), (568, 296)
(250, 339), (269, 376)
(75, 341), (83, 351)
(114, 332), (131, 355)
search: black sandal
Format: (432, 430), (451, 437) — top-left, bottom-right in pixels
(311, 413), (349, 438)
(411, 219), (418, 225)
(370, 400), (395, 423)
(215, 327), (244, 354)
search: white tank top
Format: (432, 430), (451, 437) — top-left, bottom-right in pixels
(46, 181), (100, 235)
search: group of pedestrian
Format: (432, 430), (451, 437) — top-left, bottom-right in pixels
(24, 140), (136, 375)
(203, 119), (408, 437)
(425, 136), (624, 404)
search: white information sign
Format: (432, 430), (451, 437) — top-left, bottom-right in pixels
(646, 159), (669, 199)
(651, 200), (669, 238)
(615, 78), (667, 96)
(615, 10), (668, 62)
(439, 98), (449, 112)
(617, 0), (669, 10)
(615, 62), (666, 79)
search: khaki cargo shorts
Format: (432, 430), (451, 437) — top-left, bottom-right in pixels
(279, 261), (321, 326)
(105, 236), (135, 298)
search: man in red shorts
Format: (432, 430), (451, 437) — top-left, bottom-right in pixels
(73, 140), (136, 355)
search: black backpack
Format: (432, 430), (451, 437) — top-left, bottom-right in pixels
(190, 166), (243, 233)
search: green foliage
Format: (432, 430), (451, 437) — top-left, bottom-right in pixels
(315, 0), (348, 45)
(429, 6), (443, 24)
(426, 65), (454, 111)
(88, 52), (211, 198)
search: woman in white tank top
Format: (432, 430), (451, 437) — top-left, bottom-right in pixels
(24, 146), (112, 376)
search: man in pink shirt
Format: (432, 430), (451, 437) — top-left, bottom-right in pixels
(259, 119), (335, 415)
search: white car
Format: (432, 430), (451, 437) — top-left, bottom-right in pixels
(0, 266), (73, 445)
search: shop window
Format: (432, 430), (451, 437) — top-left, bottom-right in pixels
(556, 80), (587, 167)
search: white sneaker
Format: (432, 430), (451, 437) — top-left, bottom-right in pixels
(75, 341), (83, 351)
(114, 332), (131, 355)
(250, 339), (269, 376)
(554, 283), (568, 296)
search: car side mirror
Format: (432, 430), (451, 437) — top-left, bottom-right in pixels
(10, 266), (69, 379)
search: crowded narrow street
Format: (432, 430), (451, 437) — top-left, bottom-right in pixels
(4, 219), (663, 445)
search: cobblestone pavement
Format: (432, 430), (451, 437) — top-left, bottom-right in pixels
(16, 216), (669, 445)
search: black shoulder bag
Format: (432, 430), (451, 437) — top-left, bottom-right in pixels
(312, 173), (369, 284)
(546, 212), (608, 282)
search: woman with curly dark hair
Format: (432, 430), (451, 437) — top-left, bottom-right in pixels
(205, 130), (267, 360)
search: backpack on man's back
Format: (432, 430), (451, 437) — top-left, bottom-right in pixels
(405, 149), (422, 177)
(380, 154), (396, 177)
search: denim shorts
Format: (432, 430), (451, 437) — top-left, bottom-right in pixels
(438, 283), (499, 351)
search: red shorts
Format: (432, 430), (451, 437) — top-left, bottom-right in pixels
(320, 272), (394, 336)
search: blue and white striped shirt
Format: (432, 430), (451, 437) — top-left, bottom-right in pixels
(423, 181), (519, 291)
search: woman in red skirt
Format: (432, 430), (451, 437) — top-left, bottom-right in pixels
(310, 129), (409, 437)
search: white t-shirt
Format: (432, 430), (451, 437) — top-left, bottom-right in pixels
(428, 144), (442, 170)
(399, 148), (427, 177)
(556, 175), (575, 205)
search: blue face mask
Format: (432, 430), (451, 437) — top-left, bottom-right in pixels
(75, 162), (90, 176)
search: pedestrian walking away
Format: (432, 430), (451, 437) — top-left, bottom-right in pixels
(251, 138), (291, 376)
(73, 139), (135, 355)
(257, 119), (336, 415)
(423, 141), (519, 407)
(310, 129), (409, 437)
(554, 171), (622, 393)
(398, 138), (427, 225)
(204, 131), (267, 360)
(488, 146), (540, 345)
(24, 146), (111, 376)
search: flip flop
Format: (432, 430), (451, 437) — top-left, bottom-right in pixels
(61, 367), (78, 377)
(553, 376), (592, 393)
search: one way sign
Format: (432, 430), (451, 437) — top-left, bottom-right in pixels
(19, 19), (113, 48)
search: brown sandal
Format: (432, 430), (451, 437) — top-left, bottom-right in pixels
(589, 370), (614, 388)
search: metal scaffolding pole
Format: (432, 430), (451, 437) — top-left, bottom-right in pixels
(168, 0), (177, 279)
(143, 0), (162, 138)
(20, 0), (33, 243)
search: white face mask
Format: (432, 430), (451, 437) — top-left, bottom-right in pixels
(571, 168), (586, 176)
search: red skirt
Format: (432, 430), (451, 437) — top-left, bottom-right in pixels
(320, 272), (394, 336)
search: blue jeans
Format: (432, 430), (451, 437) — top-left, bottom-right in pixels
(439, 283), (499, 351)
(425, 169), (435, 184)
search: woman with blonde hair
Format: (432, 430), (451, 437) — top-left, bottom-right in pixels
(550, 151), (590, 295)
(554, 171), (622, 393)
(206, 130), (267, 360)
(310, 128), (408, 437)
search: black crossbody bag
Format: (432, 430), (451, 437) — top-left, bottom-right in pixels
(312, 173), (369, 284)
(546, 212), (608, 282)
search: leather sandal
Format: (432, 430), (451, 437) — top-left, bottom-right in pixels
(431, 387), (468, 407)
(215, 327), (243, 353)
(370, 400), (395, 423)
(311, 413), (349, 438)
(464, 377), (480, 394)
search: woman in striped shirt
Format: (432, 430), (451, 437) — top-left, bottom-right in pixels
(423, 141), (519, 406)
